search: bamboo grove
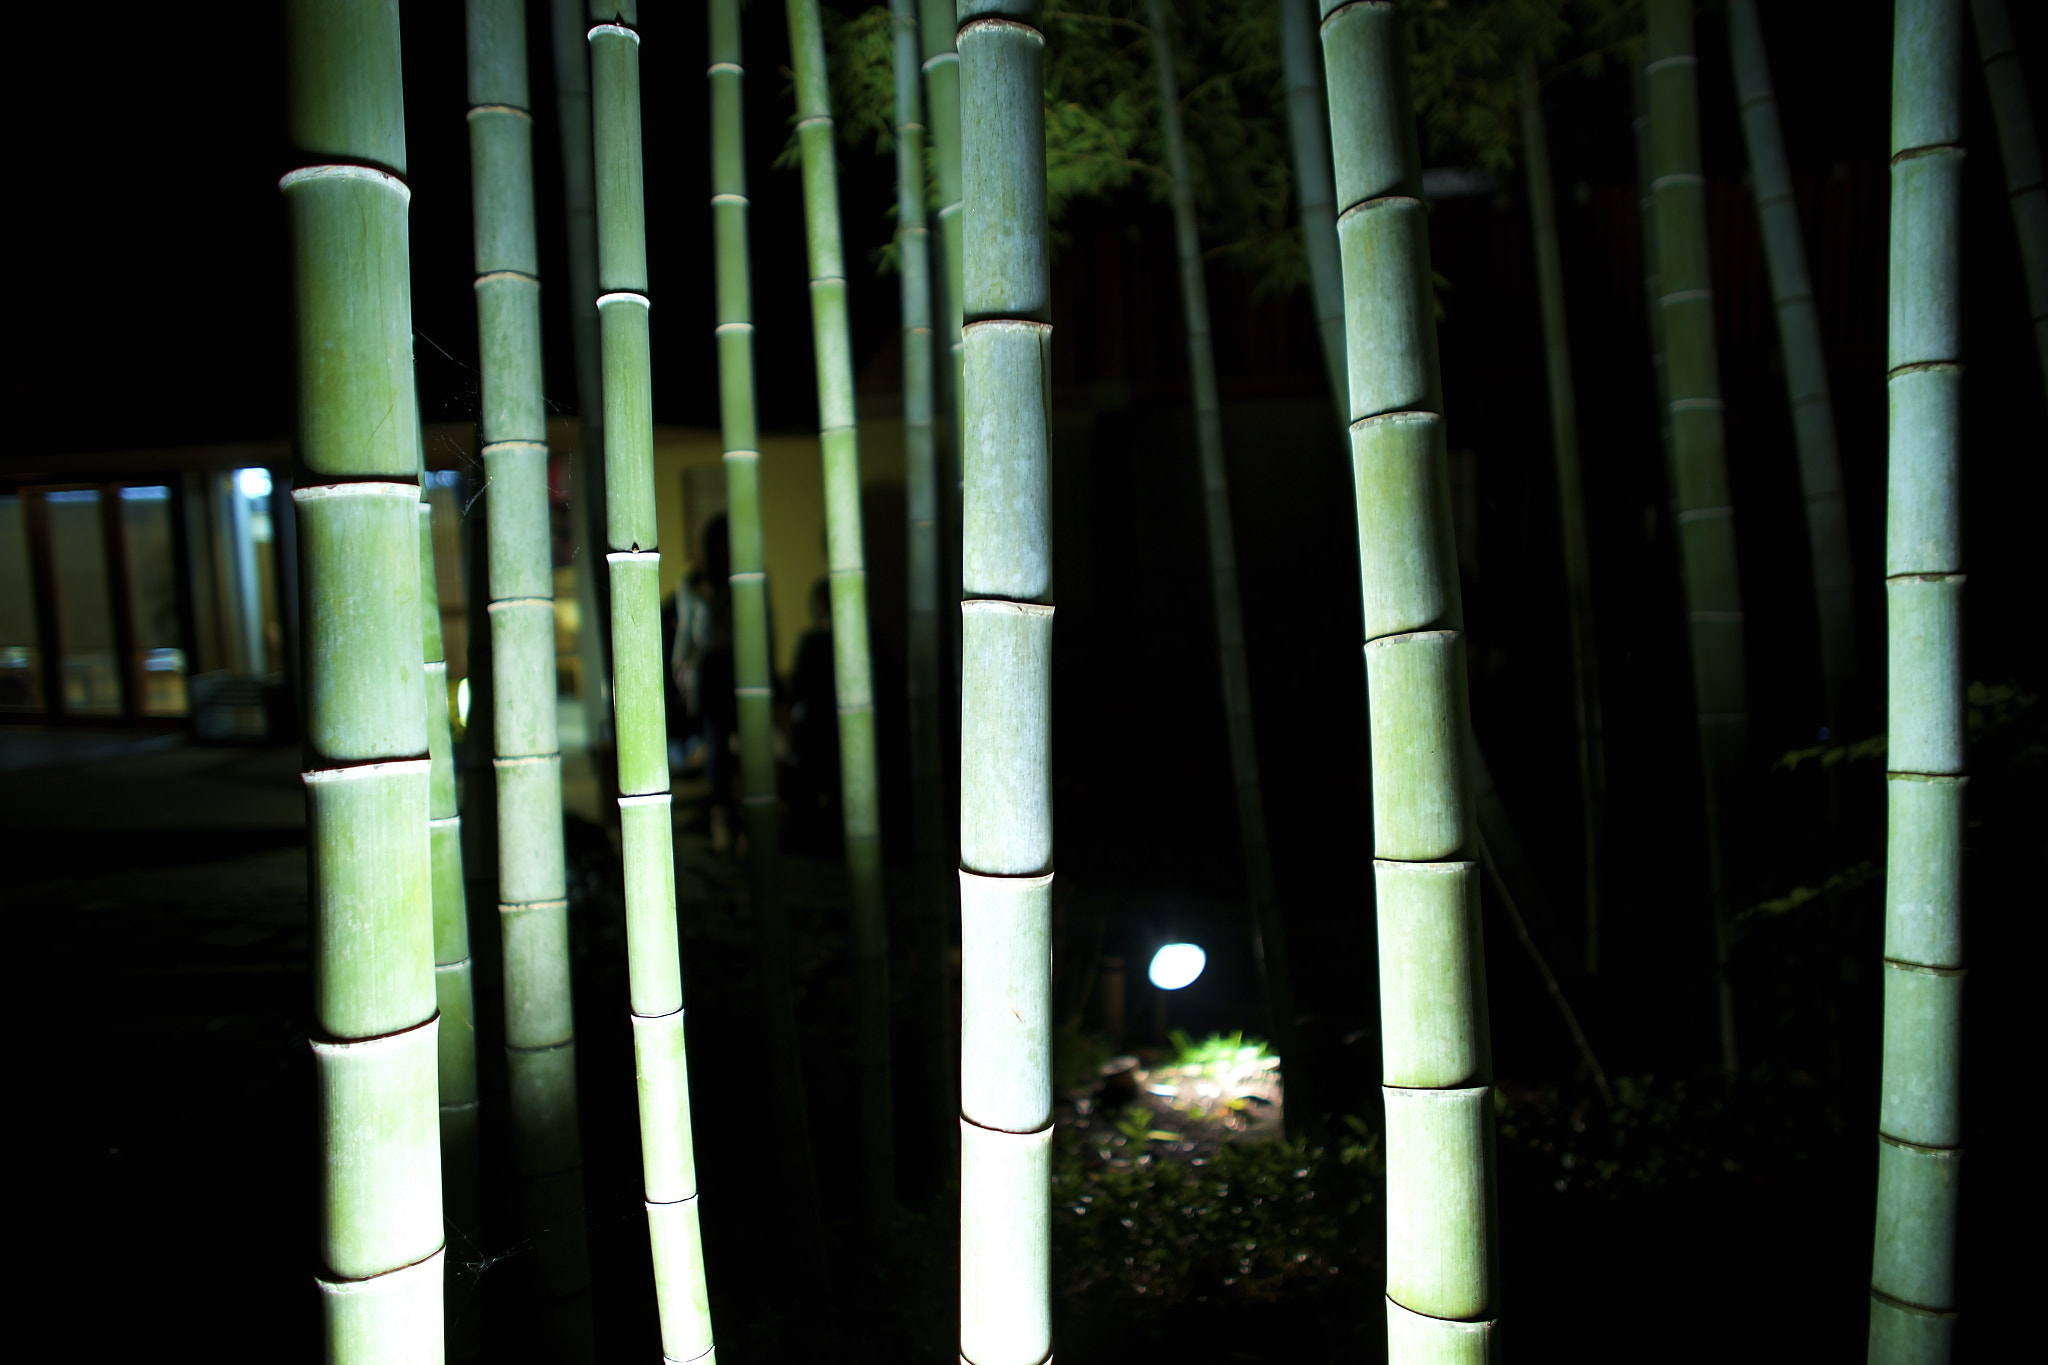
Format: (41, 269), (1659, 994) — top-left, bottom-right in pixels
(246, 1), (2038, 1359)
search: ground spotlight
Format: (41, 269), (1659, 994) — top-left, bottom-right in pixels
(1148, 942), (1206, 991)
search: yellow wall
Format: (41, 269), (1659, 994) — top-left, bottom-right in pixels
(421, 416), (908, 686)
(652, 418), (905, 680)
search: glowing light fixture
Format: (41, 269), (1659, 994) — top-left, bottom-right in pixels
(236, 467), (273, 500)
(456, 676), (471, 727)
(1148, 943), (1206, 991)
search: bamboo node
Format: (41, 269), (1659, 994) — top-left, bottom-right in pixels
(465, 104), (533, 122)
(492, 753), (561, 769)
(482, 439), (549, 455)
(279, 164), (410, 200)
(608, 551), (661, 565)
(1881, 958), (1966, 979)
(499, 898), (570, 914)
(1644, 54), (1699, 75)
(309, 1010), (441, 1052)
(959, 17), (1046, 45)
(474, 270), (540, 289)
(598, 291), (651, 310)
(1674, 505), (1732, 523)
(920, 52), (959, 75)
(618, 792), (672, 808)
(292, 481), (421, 504)
(1874, 1131), (1963, 1158)
(707, 62), (742, 75)
(587, 23), (640, 45)
(961, 598), (1054, 618)
(1668, 396), (1724, 412)
(429, 815), (461, 830)
(486, 597), (556, 613)
(1886, 360), (1963, 380)
(302, 757), (433, 784)
(1337, 194), (1424, 226)
(710, 194), (748, 207)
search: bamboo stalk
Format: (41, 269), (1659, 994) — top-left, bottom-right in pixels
(957, 5), (1054, 1362)
(1281, 0), (1348, 423)
(1871, 6), (1967, 1359)
(1970, 0), (2048, 396)
(920, 0), (968, 726)
(893, 0), (955, 1166)
(551, 0), (614, 763)
(786, 0), (896, 1223)
(707, 0), (823, 1255)
(284, 2), (444, 1355)
(1517, 53), (1607, 978)
(1645, 0), (1744, 1077)
(466, 7), (595, 1353)
(1727, 1), (1857, 734)
(587, 13), (717, 1360)
(420, 441), (480, 1361)
(1145, 0), (1313, 1138)
(1319, 3), (1499, 1355)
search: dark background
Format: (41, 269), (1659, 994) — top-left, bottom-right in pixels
(16, 1), (2043, 1360)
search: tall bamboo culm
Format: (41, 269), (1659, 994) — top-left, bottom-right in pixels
(466, 6), (595, 1352)
(957, 4), (1054, 1363)
(786, 0), (895, 1223)
(420, 438), (480, 1361)
(587, 10), (719, 1361)
(551, 0), (614, 765)
(1645, 0), (1745, 1076)
(1517, 53), (1607, 977)
(707, 0), (823, 1248)
(1727, 0), (1856, 734)
(916, 0), (966, 1144)
(1281, 0), (1347, 422)
(1146, 0), (1310, 1135)
(1871, 5), (1967, 1358)
(283, 1), (444, 1355)
(1319, 3), (1499, 1356)
(1971, 0), (2048, 395)
(892, 0), (952, 1162)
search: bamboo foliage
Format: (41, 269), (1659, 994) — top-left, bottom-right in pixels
(786, 0), (895, 1222)
(1971, 0), (2048, 395)
(1727, 0), (1857, 732)
(892, 0), (954, 1156)
(708, 0), (823, 1244)
(1319, 2), (1499, 1357)
(283, 1), (445, 1356)
(957, 4), (1055, 1362)
(1517, 52), (1606, 976)
(465, 6), (596, 1351)
(588, 12), (716, 1360)
(1145, 0), (1310, 1137)
(1280, 0), (1347, 422)
(1645, 0), (1744, 1076)
(551, 0), (613, 757)
(1872, 5), (1967, 1359)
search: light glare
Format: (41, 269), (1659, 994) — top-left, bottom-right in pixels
(237, 467), (273, 500)
(1148, 942), (1206, 991)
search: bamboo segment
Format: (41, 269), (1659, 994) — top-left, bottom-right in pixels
(707, 0), (820, 1252)
(785, 0), (895, 1220)
(1374, 861), (1482, 1088)
(893, 0), (955, 1158)
(1970, 0), (2048, 394)
(307, 758), (436, 1037)
(959, 1119), (1053, 1365)
(1873, 6), (1967, 1358)
(590, 15), (718, 1354)
(919, 0), (969, 737)
(315, 1018), (445, 1280)
(957, 4), (1054, 1360)
(1281, 0), (1347, 420)
(467, 7), (589, 1350)
(1727, 1), (1856, 730)
(1517, 53), (1607, 973)
(319, 1248), (448, 1365)
(1146, 0), (1311, 1134)
(298, 486), (430, 760)
(1319, 3), (1497, 1354)
(1645, 0), (1746, 1077)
